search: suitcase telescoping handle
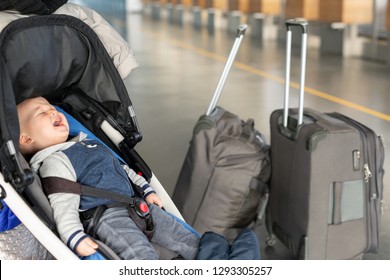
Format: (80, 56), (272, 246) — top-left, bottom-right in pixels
(206, 24), (248, 116)
(283, 18), (308, 128)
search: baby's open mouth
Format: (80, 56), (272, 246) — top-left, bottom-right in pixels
(53, 118), (61, 127)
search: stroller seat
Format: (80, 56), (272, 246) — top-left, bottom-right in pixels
(0, 11), (190, 260)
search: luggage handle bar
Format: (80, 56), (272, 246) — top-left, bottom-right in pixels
(283, 19), (308, 128)
(206, 24), (248, 116)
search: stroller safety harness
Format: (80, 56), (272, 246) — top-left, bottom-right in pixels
(42, 176), (155, 240)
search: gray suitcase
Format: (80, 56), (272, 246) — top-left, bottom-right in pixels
(173, 25), (271, 240)
(268, 19), (385, 259)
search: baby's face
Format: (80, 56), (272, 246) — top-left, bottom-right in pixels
(17, 97), (69, 154)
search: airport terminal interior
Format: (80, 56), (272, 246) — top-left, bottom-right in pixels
(70, 0), (389, 259)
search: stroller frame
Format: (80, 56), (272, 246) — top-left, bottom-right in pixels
(0, 13), (183, 260)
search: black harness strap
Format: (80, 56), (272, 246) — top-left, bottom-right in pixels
(42, 176), (81, 196)
(41, 176), (154, 239)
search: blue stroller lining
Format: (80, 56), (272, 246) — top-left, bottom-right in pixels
(0, 203), (20, 232)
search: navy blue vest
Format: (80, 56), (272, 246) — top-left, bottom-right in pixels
(62, 140), (134, 210)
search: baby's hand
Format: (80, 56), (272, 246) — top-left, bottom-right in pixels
(76, 237), (99, 257)
(145, 193), (163, 208)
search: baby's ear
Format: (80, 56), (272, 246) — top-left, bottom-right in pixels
(19, 134), (33, 147)
(19, 134), (35, 156)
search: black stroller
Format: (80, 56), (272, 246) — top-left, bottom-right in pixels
(0, 11), (186, 260)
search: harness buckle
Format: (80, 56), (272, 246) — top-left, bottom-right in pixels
(133, 199), (150, 218)
(128, 197), (154, 240)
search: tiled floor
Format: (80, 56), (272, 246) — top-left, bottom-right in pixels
(76, 0), (390, 260)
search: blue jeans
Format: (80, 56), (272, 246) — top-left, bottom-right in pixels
(196, 228), (261, 260)
(89, 204), (199, 260)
